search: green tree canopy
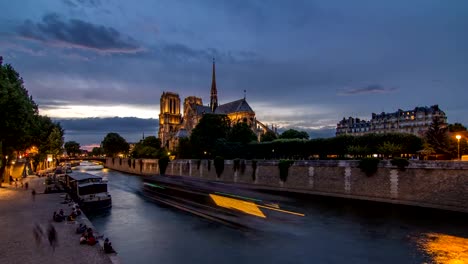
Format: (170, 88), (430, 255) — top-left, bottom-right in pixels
(190, 114), (231, 157)
(131, 136), (164, 159)
(0, 63), (38, 155)
(64, 141), (81, 157)
(91, 147), (104, 157)
(101, 132), (130, 157)
(1, 62), (39, 182)
(425, 117), (451, 156)
(279, 129), (309, 140)
(260, 130), (277, 142)
(228, 122), (257, 144)
(448, 123), (467, 132)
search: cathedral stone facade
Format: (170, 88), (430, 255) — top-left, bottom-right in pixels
(158, 60), (272, 150)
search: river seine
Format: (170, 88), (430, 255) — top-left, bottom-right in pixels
(86, 168), (468, 264)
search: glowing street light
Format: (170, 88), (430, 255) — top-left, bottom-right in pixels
(456, 135), (461, 160)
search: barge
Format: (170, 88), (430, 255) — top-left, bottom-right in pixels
(64, 171), (112, 211)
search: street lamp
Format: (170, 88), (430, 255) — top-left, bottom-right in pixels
(456, 135), (461, 160)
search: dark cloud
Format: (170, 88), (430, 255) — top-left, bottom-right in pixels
(338, 85), (397, 96)
(17, 13), (142, 53)
(56, 117), (157, 133)
(154, 43), (259, 64)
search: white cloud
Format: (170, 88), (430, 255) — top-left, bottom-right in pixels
(39, 104), (157, 118)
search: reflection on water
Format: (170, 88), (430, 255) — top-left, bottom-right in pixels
(417, 233), (468, 264)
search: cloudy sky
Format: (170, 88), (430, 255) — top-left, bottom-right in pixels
(1, 0), (467, 147)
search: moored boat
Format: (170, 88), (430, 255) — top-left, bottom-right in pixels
(75, 161), (104, 171)
(64, 171), (112, 211)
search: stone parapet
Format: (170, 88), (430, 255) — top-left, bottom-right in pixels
(105, 158), (468, 213)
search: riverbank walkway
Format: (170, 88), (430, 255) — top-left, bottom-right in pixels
(0, 176), (114, 264)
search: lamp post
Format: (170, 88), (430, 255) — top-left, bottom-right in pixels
(456, 135), (461, 160)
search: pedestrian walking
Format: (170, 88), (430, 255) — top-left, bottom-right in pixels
(47, 224), (58, 252)
(31, 189), (36, 201)
(33, 223), (44, 246)
(25, 182), (29, 190)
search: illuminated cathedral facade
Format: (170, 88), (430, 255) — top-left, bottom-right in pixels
(158, 60), (274, 150)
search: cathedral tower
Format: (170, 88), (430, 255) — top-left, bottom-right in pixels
(210, 58), (218, 112)
(158, 92), (182, 149)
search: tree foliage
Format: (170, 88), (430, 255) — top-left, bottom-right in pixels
(279, 129), (309, 140)
(91, 147), (104, 157)
(101, 133), (129, 157)
(190, 114), (231, 158)
(448, 123), (467, 133)
(0, 63), (38, 157)
(228, 122), (257, 144)
(425, 116), (451, 156)
(64, 141), (81, 157)
(0, 61), (65, 180)
(131, 136), (164, 159)
(260, 130), (277, 142)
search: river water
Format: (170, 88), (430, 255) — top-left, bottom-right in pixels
(86, 168), (468, 264)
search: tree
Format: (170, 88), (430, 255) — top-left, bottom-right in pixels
(91, 147), (104, 157)
(30, 116), (63, 171)
(176, 137), (192, 159)
(64, 141), (81, 157)
(448, 123), (467, 133)
(0, 62), (38, 183)
(260, 130), (277, 142)
(228, 122), (257, 144)
(279, 129), (309, 140)
(101, 133), (129, 157)
(190, 114), (231, 157)
(131, 136), (164, 159)
(377, 142), (403, 158)
(47, 127), (64, 156)
(425, 116), (451, 156)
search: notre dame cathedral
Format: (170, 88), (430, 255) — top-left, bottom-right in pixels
(158, 59), (274, 150)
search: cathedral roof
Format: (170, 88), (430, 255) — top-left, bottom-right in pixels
(215, 98), (254, 114)
(195, 105), (213, 115)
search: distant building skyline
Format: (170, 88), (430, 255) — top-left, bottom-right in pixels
(336, 105), (447, 137)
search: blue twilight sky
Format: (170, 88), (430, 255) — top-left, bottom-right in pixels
(1, 0), (468, 146)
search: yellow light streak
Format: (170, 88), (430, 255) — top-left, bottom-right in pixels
(210, 194), (266, 218)
(257, 204), (305, 217)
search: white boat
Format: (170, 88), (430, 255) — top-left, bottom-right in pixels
(75, 161), (104, 171)
(64, 171), (112, 211)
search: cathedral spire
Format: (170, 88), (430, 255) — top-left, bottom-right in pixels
(210, 58), (218, 112)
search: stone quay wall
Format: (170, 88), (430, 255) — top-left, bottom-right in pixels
(105, 158), (468, 213)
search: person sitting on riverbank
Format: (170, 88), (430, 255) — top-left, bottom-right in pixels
(103, 238), (116, 254)
(79, 233), (87, 245)
(53, 211), (63, 222)
(87, 234), (97, 246)
(67, 210), (77, 221)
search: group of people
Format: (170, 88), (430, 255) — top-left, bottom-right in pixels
(78, 225), (98, 246)
(50, 196), (116, 254)
(52, 206), (81, 222)
(76, 223), (116, 254)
